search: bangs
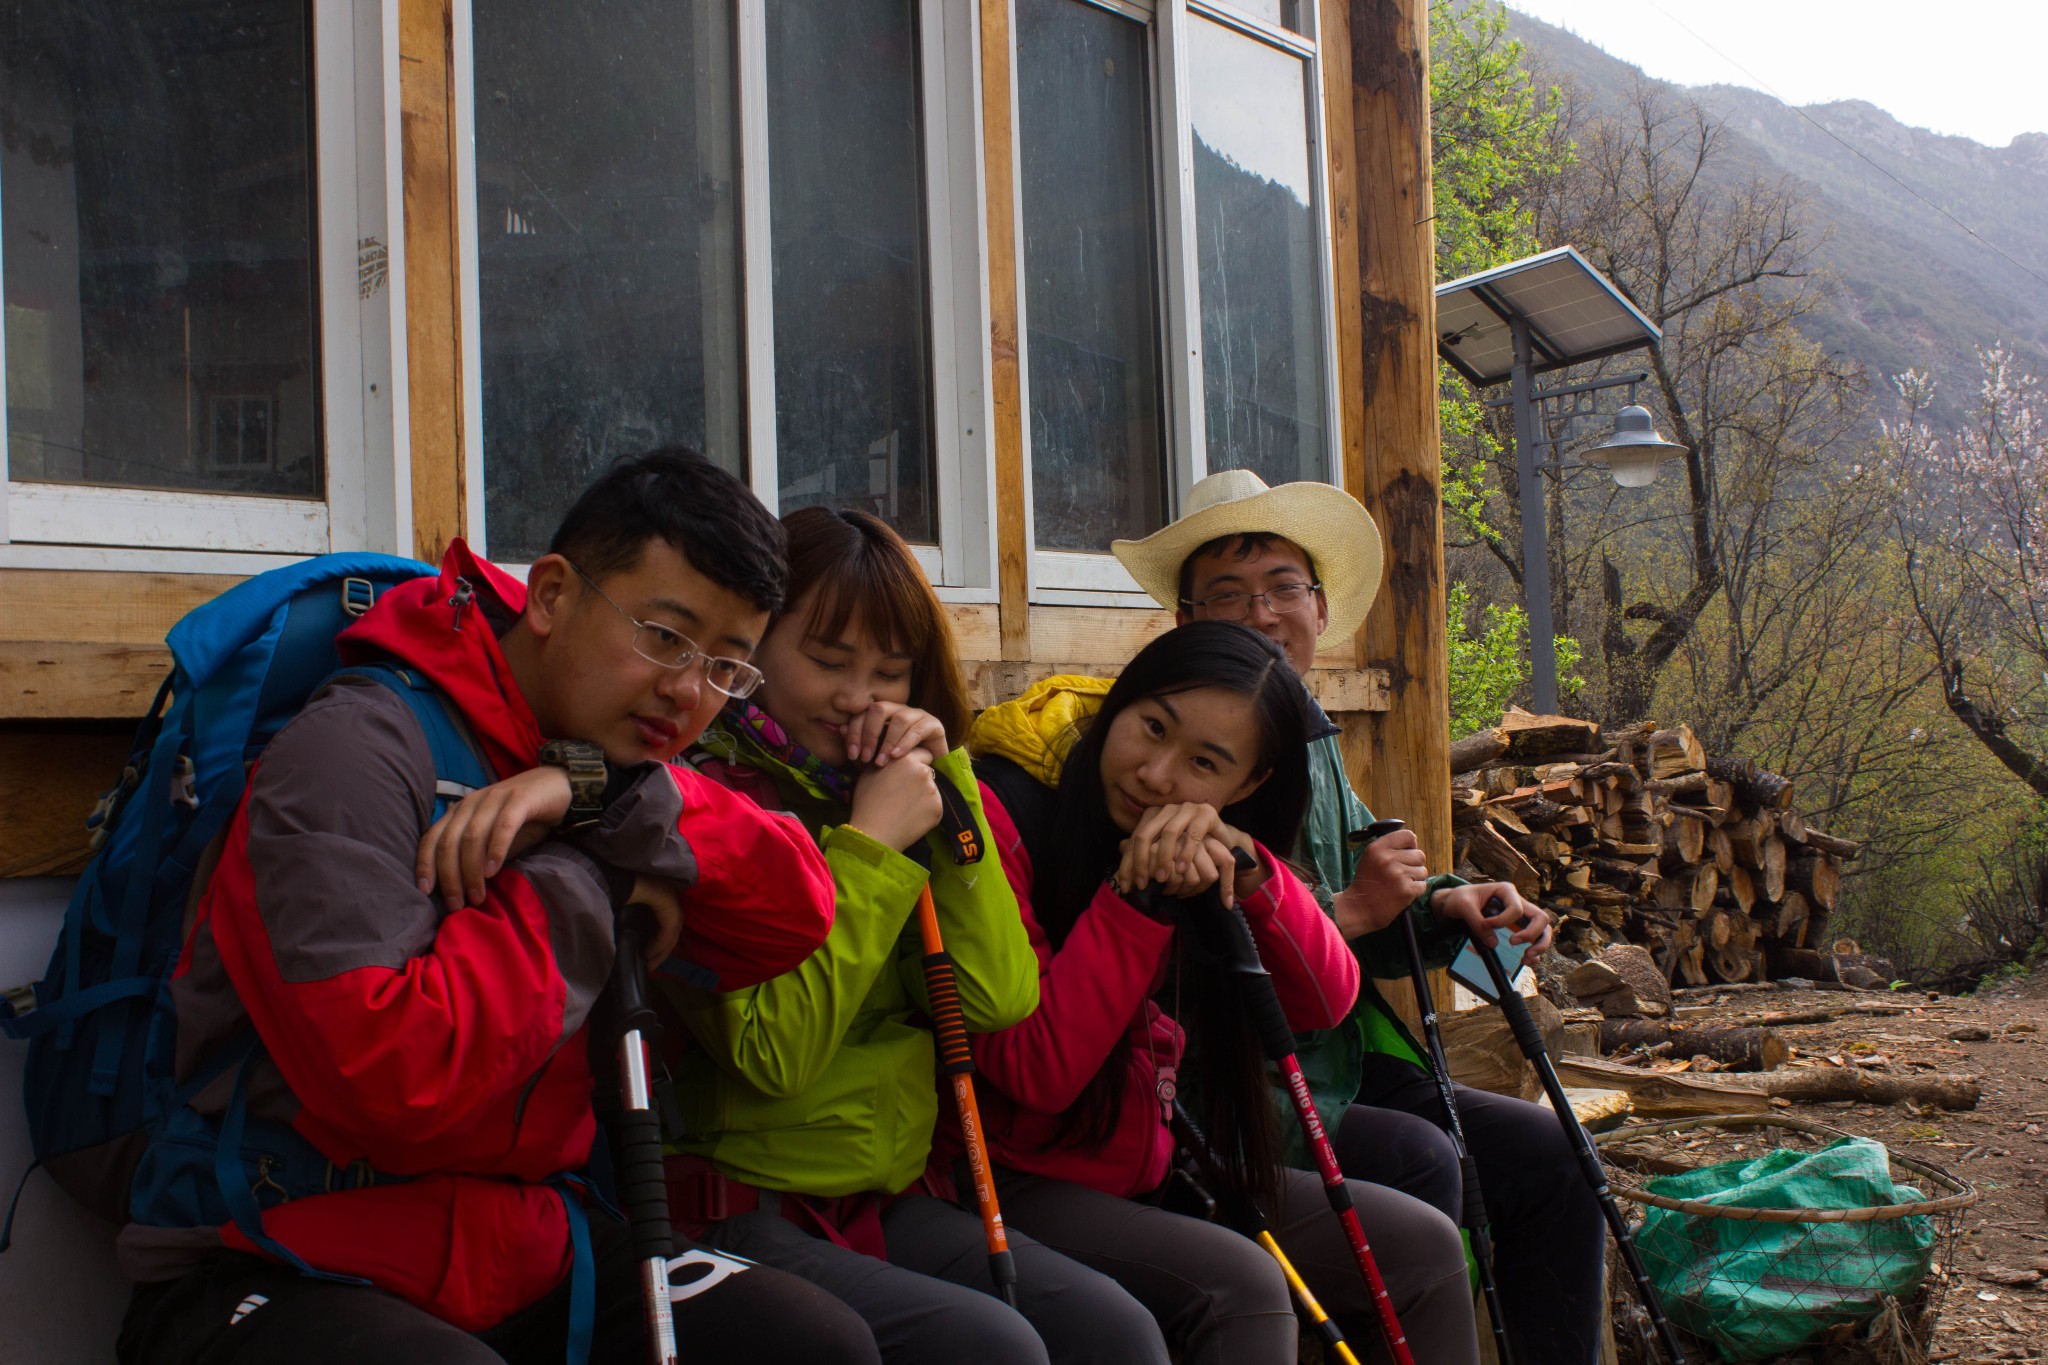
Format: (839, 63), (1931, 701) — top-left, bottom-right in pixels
(795, 547), (938, 658)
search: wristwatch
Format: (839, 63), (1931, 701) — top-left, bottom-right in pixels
(538, 739), (609, 830)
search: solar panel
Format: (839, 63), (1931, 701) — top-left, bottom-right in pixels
(1434, 246), (1661, 387)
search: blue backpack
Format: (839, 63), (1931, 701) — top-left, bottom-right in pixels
(0, 553), (493, 1252)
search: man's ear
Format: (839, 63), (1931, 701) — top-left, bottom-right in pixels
(1175, 608), (1193, 628)
(523, 554), (575, 640)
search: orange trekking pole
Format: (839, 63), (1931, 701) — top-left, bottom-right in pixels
(918, 778), (1019, 1307)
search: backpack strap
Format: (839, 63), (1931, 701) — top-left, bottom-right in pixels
(334, 665), (495, 821)
(973, 754), (1057, 889)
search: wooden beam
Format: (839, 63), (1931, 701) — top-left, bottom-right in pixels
(0, 644), (171, 721)
(0, 570), (241, 644)
(399, 0), (466, 562)
(967, 660), (1390, 713)
(979, 0), (1030, 661)
(0, 728), (134, 877)
(1344, 0), (1449, 869)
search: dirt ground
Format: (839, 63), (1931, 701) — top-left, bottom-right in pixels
(1602, 970), (2048, 1364)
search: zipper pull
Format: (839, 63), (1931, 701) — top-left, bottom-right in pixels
(449, 577), (475, 632)
(1154, 1064), (1178, 1122)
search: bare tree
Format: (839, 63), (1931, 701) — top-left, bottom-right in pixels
(1513, 81), (1862, 723)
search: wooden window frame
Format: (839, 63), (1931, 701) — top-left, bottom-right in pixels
(0, 0), (412, 573)
(452, 0), (1000, 603)
(1017, 0), (1344, 601)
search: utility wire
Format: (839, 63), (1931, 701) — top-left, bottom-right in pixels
(1639, 0), (2048, 291)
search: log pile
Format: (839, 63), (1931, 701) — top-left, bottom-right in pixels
(1450, 709), (1860, 987)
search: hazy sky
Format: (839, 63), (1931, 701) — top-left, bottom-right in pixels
(1504, 1), (2047, 149)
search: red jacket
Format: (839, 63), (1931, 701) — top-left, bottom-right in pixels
(117, 542), (834, 1330)
(962, 788), (1359, 1198)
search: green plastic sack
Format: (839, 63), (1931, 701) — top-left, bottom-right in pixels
(1634, 1136), (1936, 1361)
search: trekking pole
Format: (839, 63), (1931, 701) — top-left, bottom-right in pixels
(1198, 849), (1417, 1365)
(1349, 819), (1517, 1365)
(1463, 898), (1689, 1365)
(1170, 1100), (1362, 1365)
(614, 904), (679, 1365)
(919, 777), (1020, 1308)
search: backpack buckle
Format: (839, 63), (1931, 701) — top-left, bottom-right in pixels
(340, 578), (376, 618)
(2, 982), (36, 1020)
(171, 755), (200, 812)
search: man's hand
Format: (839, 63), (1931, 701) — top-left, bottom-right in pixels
(416, 766), (573, 911)
(1429, 882), (1554, 958)
(846, 748), (943, 851)
(1331, 828), (1429, 939)
(627, 875), (686, 967)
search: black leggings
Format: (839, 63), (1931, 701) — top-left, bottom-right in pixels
(1337, 1053), (1607, 1365)
(117, 1213), (880, 1365)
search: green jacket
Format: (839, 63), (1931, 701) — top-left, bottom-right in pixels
(662, 733), (1039, 1198)
(1284, 710), (1465, 1159)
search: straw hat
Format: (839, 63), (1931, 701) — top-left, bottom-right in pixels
(1111, 469), (1385, 650)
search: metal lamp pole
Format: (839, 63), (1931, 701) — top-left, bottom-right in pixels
(1509, 316), (1561, 714)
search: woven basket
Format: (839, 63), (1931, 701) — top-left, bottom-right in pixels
(1596, 1114), (1977, 1363)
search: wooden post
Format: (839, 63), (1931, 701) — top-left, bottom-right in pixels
(399, 0), (467, 563)
(980, 0), (1031, 662)
(1342, 0), (1447, 867)
(1331, 0), (1449, 1032)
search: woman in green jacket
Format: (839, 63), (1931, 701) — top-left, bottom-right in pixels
(659, 507), (1167, 1365)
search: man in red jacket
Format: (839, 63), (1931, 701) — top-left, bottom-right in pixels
(118, 451), (879, 1365)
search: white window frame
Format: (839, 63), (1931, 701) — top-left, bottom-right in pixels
(0, 0), (411, 573)
(1019, 0), (1343, 602)
(454, 0), (999, 603)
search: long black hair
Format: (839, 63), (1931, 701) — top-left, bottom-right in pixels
(1034, 620), (1311, 1211)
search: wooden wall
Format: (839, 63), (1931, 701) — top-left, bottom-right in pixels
(0, 0), (1440, 889)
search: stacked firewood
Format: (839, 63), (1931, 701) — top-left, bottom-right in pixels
(1449, 709), (1860, 986)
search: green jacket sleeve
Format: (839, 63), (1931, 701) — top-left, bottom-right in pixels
(895, 749), (1039, 1032)
(1346, 873), (1468, 980)
(671, 822), (929, 1101)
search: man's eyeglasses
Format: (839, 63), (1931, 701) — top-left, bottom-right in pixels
(566, 562), (766, 699)
(1181, 581), (1322, 622)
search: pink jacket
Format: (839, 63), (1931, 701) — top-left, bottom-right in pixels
(963, 788), (1360, 1197)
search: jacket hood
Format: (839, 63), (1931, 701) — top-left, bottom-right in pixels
(337, 538), (542, 780)
(965, 674), (1112, 787)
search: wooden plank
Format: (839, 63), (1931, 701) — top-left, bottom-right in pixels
(1344, 0), (1453, 878)
(979, 0), (1030, 661)
(399, 0), (466, 563)
(944, 603), (1003, 662)
(1, 644), (172, 720)
(0, 571), (242, 644)
(0, 729), (134, 877)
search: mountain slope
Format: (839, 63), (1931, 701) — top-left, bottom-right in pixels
(1505, 8), (2048, 416)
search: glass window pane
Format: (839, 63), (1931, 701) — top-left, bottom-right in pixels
(474, 0), (743, 564)
(1017, 0), (1166, 553)
(1190, 17), (1327, 487)
(2, 1), (321, 498)
(767, 0), (935, 544)
(1209, 0), (1302, 34)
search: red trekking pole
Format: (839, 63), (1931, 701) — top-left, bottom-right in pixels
(920, 776), (1020, 1306)
(1201, 849), (1416, 1365)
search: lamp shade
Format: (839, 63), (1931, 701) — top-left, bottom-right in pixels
(1584, 404), (1686, 488)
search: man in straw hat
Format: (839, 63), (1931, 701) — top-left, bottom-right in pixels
(1114, 470), (1605, 1364)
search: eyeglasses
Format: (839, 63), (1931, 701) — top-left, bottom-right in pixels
(566, 562), (766, 699)
(1181, 581), (1322, 621)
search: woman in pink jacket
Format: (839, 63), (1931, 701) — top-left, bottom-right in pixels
(962, 621), (1478, 1364)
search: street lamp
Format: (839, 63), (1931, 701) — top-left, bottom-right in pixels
(1435, 246), (1684, 713)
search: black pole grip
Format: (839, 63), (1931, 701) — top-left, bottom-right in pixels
(932, 772), (984, 865)
(614, 1081), (673, 1265)
(616, 904), (660, 1034)
(921, 950), (975, 1076)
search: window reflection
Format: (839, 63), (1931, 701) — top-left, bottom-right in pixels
(1, 0), (322, 498)
(767, 0), (936, 545)
(474, 0), (743, 563)
(1018, 0), (1166, 553)
(1190, 16), (1327, 487)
